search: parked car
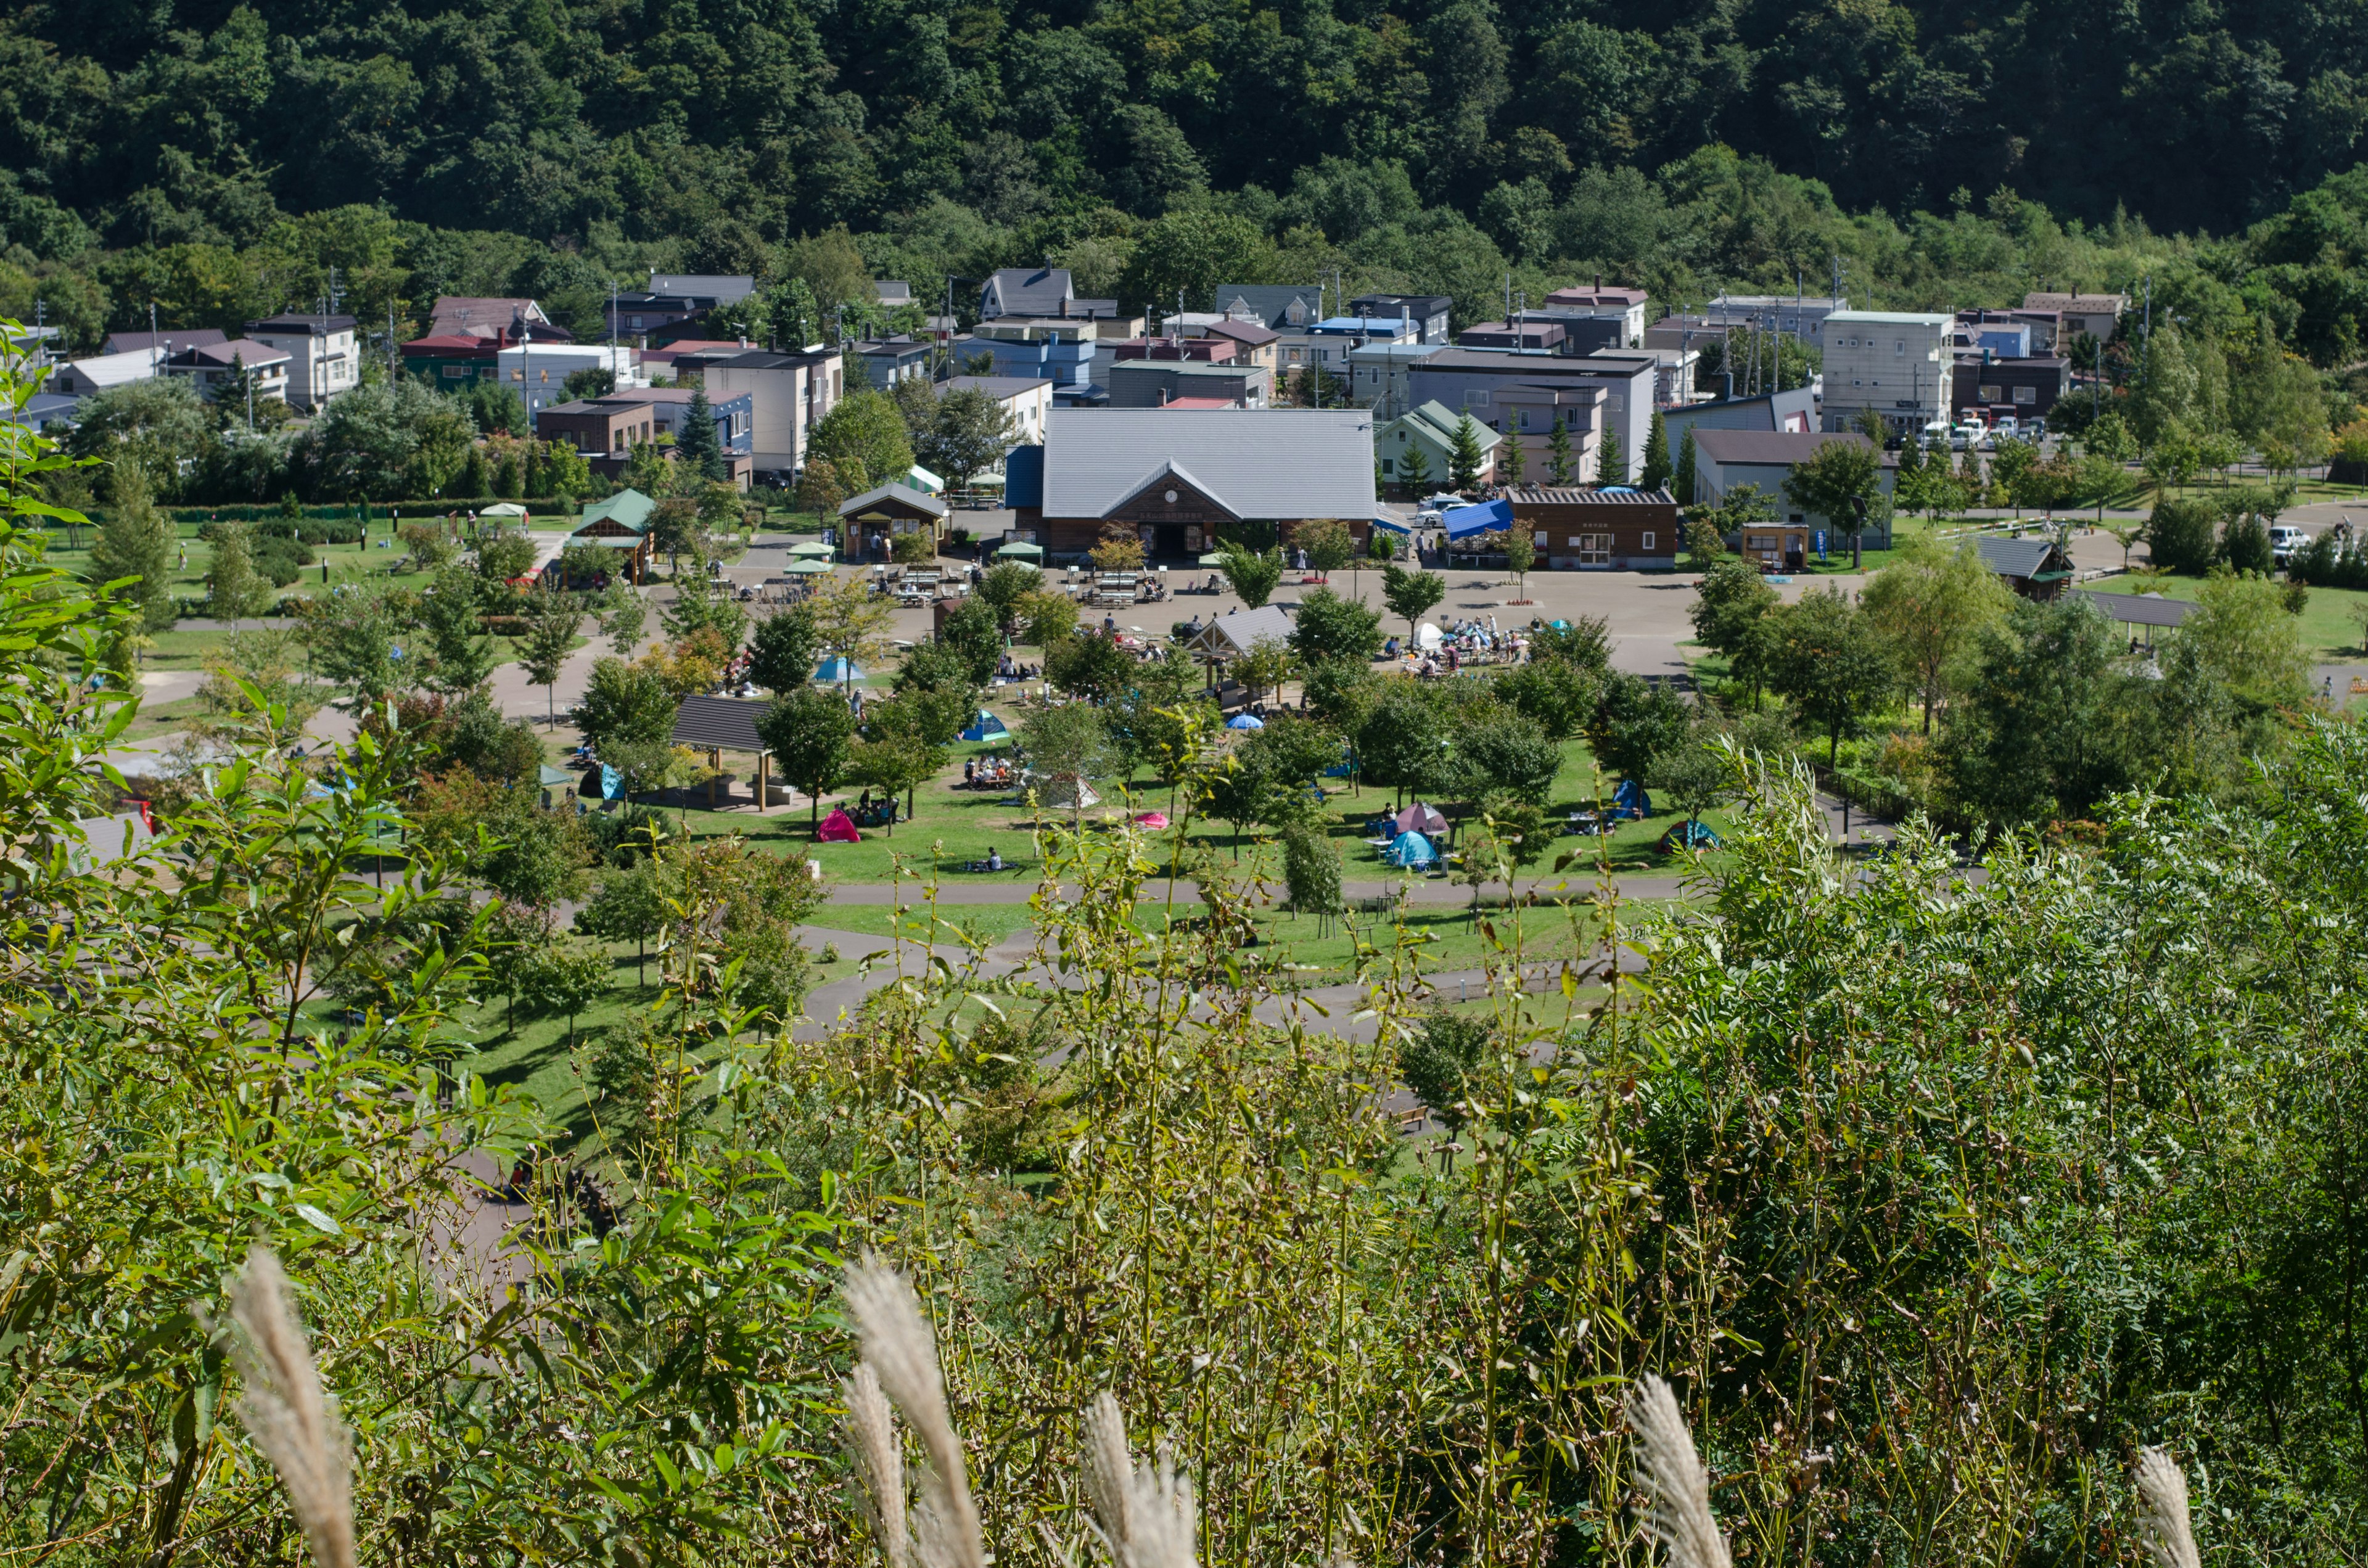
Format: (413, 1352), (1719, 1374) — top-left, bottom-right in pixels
(1992, 414), (2021, 440)
(2269, 525), (2308, 564)
(1951, 422), (1982, 451)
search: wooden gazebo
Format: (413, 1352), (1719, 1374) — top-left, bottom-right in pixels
(670, 694), (776, 811)
(838, 482), (948, 562)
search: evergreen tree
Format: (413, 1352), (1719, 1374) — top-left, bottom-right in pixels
(677, 388), (725, 482)
(1598, 424), (1629, 486)
(1497, 425), (1526, 487)
(1546, 416), (1574, 486)
(1673, 427), (1698, 503)
(205, 523), (266, 628)
(1639, 409), (1672, 491)
(1448, 415), (1486, 493)
(89, 466), (177, 633)
(1400, 443), (1433, 494)
(457, 445), (490, 498)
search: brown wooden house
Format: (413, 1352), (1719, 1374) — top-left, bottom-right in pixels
(1505, 486), (1682, 570)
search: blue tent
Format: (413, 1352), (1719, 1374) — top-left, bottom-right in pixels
(1661, 820), (1721, 853)
(815, 657), (864, 683)
(1322, 746), (1357, 778)
(959, 710), (1010, 742)
(600, 765), (625, 800)
(1226, 712), (1265, 730)
(1442, 497), (1515, 539)
(1612, 778), (1653, 819)
(1384, 830), (1437, 868)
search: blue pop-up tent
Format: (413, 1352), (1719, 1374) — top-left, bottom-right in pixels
(1226, 712), (1265, 730)
(815, 657), (864, 684)
(1612, 778), (1653, 819)
(1442, 497), (1515, 538)
(1384, 830), (1437, 868)
(959, 710), (1009, 742)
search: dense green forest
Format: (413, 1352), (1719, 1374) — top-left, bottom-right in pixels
(13, 0), (2368, 365)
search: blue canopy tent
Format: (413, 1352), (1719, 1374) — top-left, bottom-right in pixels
(815, 657), (864, 684)
(959, 710), (1010, 743)
(1226, 713), (1265, 730)
(1384, 830), (1437, 868)
(1442, 497), (1515, 539)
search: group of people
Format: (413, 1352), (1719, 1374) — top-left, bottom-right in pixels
(961, 753), (1022, 790)
(995, 654), (1041, 681)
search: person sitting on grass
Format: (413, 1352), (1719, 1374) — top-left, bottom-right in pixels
(987, 845), (1003, 871)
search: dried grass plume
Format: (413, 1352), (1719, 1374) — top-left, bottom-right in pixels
(1626, 1373), (1730, 1568)
(841, 1253), (984, 1568)
(2134, 1446), (2202, 1568)
(842, 1361), (910, 1568)
(1079, 1390), (1196, 1568)
(224, 1246), (355, 1568)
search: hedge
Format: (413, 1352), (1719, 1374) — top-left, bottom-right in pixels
(67, 497), (591, 528)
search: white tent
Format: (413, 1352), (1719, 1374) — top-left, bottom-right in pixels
(1416, 621), (1444, 650)
(1033, 773), (1101, 810)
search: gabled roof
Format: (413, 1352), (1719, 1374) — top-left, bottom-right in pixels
(1201, 319), (1280, 347)
(401, 334), (500, 355)
(839, 482), (949, 520)
(1975, 535), (2072, 580)
(1212, 284), (1323, 330)
(1039, 409), (1375, 521)
(1391, 400), (1502, 451)
(163, 339), (289, 369)
(247, 314), (358, 335)
(1109, 460), (1240, 521)
(982, 267), (1074, 318)
(944, 374), (1053, 398)
(430, 297), (557, 339)
(578, 488), (656, 532)
(1693, 429), (1873, 466)
(2071, 589), (2195, 626)
(874, 280), (913, 305)
(1190, 604), (1296, 659)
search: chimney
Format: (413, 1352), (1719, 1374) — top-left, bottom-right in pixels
(1720, 371), (1733, 401)
(1594, 273), (1602, 294)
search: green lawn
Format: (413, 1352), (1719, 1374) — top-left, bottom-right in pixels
(2086, 572), (2368, 660)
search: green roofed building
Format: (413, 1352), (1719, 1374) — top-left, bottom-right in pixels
(570, 487), (655, 581)
(1378, 401), (1499, 495)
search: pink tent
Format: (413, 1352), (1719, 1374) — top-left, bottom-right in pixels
(815, 807), (861, 843)
(1133, 811), (1170, 829)
(1395, 802), (1447, 836)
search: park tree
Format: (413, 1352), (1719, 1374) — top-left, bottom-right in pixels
(796, 456), (858, 517)
(1380, 560), (1445, 641)
(1587, 671), (1690, 781)
(1295, 517), (1354, 579)
(576, 859), (667, 986)
(977, 560), (1042, 629)
(1453, 709), (1561, 801)
(937, 595), (1003, 686)
(807, 572), (896, 691)
(2126, 320), (2201, 448)
(810, 389), (916, 490)
(1672, 425), (1698, 503)
(1280, 821), (1342, 921)
(1399, 440), (1434, 495)
(1649, 729), (1731, 832)
(1492, 654), (1599, 742)
(1397, 1008), (1492, 1137)
(1215, 542), (1284, 609)
(758, 686), (857, 829)
(1289, 586), (1383, 665)
(1356, 680), (1449, 805)
(1020, 701), (1117, 822)
(87, 464), (176, 632)
(1448, 415), (1487, 492)
(519, 599), (582, 726)
(2147, 495), (2219, 574)
(421, 565), (498, 694)
(919, 386), (1020, 491)
(1940, 596), (2139, 823)
(1502, 526), (1536, 598)
(574, 654), (676, 754)
(1781, 437), (1883, 559)
(747, 604), (821, 692)
(519, 940), (610, 1049)
(1859, 538), (2013, 733)
(205, 522), (268, 628)
(1046, 630), (1137, 703)
(1231, 637), (1297, 705)
(1766, 587), (1897, 763)
(1090, 521), (1146, 573)
(845, 723), (941, 832)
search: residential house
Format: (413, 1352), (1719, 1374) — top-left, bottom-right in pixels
(104, 328), (225, 356)
(1976, 535), (2074, 601)
(942, 374), (1053, 448)
(978, 267), (1120, 321)
(874, 281), (914, 308)
(1457, 319), (1566, 353)
(1106, 360), (1270, 409)
(670, 346), (842, 479)
(636, 339), (749, 382)
(1956, 316), (2032, 358)
(429, 297), (564, 342)
(1010, 407), (1376, 559)
(1406, 348), (1655, 480)
(1658, 388), (1818, 454)
(1636, 345), (1704, 408)
(538, 399), (661, 466)
(1348, 293), (1453, 345)
(1819, 310), (1952, 435)
(244, 314), (360, 411)
(607, 274), (756, 345)
(1197, 319), (1280, 376)
(972, 316), (1101, 398)
(1537, 282), (1651, 345)
(839, 482), (948, 561)
(50, 349), (165, 397)
(494, 342), (643, 422)
(1212, 285), (1325, 332)
(1346, 342), (1442, 421)
(606, 386), (755, 484)
(160, 339), (290, 404)
(1507, 487), (1683, 570)
(2020, 292), (2127, 341)
(1110, 336), (1240, 364)
(1708, 293), (1848, 344)
(1952, 354), (2071, 422)
(1690, 429), (1895, 554)
(855, 335), (934, 390)
(401, 334), (504, 388)
(1378, 400), (1500, 493)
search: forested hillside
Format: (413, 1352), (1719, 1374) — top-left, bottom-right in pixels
(11, 0), (2368, 359)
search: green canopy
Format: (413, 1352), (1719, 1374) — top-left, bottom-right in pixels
(1198, 552), (1230, 568)
(784, 558), (834, 575)
(787, 541), (834, 557)
(995, 540), (1044, 559)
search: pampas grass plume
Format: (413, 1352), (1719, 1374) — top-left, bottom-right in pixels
(843, 1361), (910, 1568)
(841, 1253), (984, 1568)
(1079, 1391), (1196, 1568)
(1626, 1374), (1730, 1568)
(224, 1246), (355, 1568)
(2134, 1446), (2202, 1568)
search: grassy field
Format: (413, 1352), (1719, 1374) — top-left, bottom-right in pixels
(2086, 571), (2368, 660)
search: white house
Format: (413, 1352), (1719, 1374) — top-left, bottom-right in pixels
(943, 374), (1053, 448)
(672, 345), (844, 479)
(495, 342), (643, 421)
(1819, 310), (1951, 435)
(243, 314), (360, 411)
(49, 350), (163, 397)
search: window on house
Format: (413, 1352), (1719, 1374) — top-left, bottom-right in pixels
(1381, 457), (1395, 474)
(1895, 339), (1906, 355)
(2013, 385), (2037, 404)
(1642, 531), (1656, 550)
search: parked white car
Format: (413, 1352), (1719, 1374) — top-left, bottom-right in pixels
(1951, 422), (1982, 451)
(1992, 414), (2021, 440)
(2269, 525), (2308, 564)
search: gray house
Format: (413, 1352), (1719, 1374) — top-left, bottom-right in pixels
(1405, 349), (1658, 478)
(1213, 285), (1325, 331)
(1690, 429), (1894, 546)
